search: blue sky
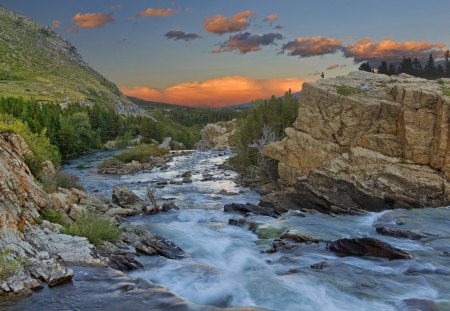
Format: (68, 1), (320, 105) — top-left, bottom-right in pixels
(1, 0), (449, 106)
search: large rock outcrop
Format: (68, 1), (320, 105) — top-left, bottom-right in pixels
(196, 120), (236, 150)
(263, 72), (450, 211)
(0, 132), (52, 237)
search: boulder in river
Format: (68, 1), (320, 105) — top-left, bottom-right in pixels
(223, 203), (280, 217)
(376, 227), (423, 240)
(112, 185), (148, 213)
(395, 298), (438, 311)
(328, 237), (412, 260)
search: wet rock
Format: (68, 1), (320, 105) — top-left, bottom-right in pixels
(161, 202), (178, 212)
(155, 181), (168, 188)
(279, 231), (320, 244)
(218, 189), (239, 196)
(311, 261), (330, 270)
(228, 218), (258, 231)
(396, 298), (438, 311)
(328, 237), (412, 260)
(122, 225), (189, 260)
(97, 241), (143, 271)
(267, 239), (301, 253)
(48, 266), (74, 287)
(376, 226), (422, 240)
(170, 180), (183, 185)
(224, 203), (280, 217)
(182, 177), (193, 183)
(112, 185), (147, 212)
(181, 171), (192, 178)
(106, 207), (138, 217)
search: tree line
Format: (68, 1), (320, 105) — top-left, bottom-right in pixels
(359, 50), (450, 80)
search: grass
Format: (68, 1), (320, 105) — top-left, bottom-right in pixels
(0, 70), (24, 81)
(39, 207), (65, 225)
(442, 86), (450, 97)
(114, 144), (169, 164)
(0, 250), (29, 281)
(97, 158), (124, 170)
(40, 171), (83, 193)
(336, 86), (362, 96)
(62, 211), (121, 246)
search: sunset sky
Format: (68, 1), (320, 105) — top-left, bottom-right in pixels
(1, 0), (450, 107)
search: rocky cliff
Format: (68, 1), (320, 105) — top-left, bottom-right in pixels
(263, 71), (450, 212)
(196, 120), (236, 150)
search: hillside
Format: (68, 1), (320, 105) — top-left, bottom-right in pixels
(0, 7), (139, 114)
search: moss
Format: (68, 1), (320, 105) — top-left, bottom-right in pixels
(254, 225), (285, 239)
(39, 207), (65, 225)
(336, 86), (362, 96)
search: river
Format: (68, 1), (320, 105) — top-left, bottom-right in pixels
(3, 150), (450, 310)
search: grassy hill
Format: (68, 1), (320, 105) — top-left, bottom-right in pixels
(0, 7), (139, 114)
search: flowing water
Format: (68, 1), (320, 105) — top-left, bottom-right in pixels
(4, 150), (450, 310)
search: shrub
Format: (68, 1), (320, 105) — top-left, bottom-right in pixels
(40, 171), (83, 193)
(0, 250), (29, 281)
(336, 86), (362, 96)
(62, 211), (121, 246)
(39, 207), (65, 225)
(97, 158), (124, 170)
(114, 144), (169, 163)
(0, 114), (61, 176)
(0, 70), (24, 81)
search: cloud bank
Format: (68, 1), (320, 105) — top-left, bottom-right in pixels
(121, 76), (303, 108)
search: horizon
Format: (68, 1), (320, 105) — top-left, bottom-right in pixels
(1, 0), (449, 107)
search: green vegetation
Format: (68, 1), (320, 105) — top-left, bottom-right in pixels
(228, 91), (299, 177)
(114, 144), (169, 163)
(39, 207), (66, 225)
(254, 225), (285, 239)
(62, 211), (121, 246)
(442, 86), (450, 96)
(0, 114), (60, 176)
(40, 171), (83, 193)
(336, 86), (362, 96)
(0, 250), (29, 281)
(0, 7), (135, 107)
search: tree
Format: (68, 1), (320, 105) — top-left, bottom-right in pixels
(358, 62), (372, 72)
(445, 50), (450, 77)
(412, 58), (423, 75)
(388, 64), (397, 75)
(378, 61), (389, 75)
(399, 57), (413, 75)
(424, 54), (435, 78)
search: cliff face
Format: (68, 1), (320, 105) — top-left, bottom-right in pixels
(0, 132), (52, 237)
(196, 120), (236, 150)
(263, 71), (450, 211)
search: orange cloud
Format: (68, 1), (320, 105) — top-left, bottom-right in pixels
(138, 8), (174, 17)
(344, 38), (447, 62)
(326, 64), (340, 70)
(72, 12), (114, 29)
(51, 20), (61, 29)
(204, 11), (254, 35)
(264, 14), (278, 22)
(121, 76), (303, 108)
(282, 36), (343, 57)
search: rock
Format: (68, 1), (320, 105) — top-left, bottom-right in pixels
(279, 231), (320, 243)
(196, 120), (237, 150)
(40, 160), (55, 177)
(170, 180), (183, 185)
(0, 132), (53, 237)
(169, 140), (185, 150)
(47, 266), (74, 287)
(218, 189), (239, 196)
(68, 204), (86, 220)
(328, 237), (412, 260)
(161, 202), (178, 212)
(106, 208), (138, 217)
(112, 185), (147, 212)
(223, 203), (280, 217)
(396, 299), (438, 311)
(311, 261), (330, 270)
(376, 226), (423, 240)
(181, 171), (192, 178)
(262, 72), (450, 211)
(182, 177), (193, 183)
(228, 218), (258, 231)
(122, 225), (189, 260)
(159, 137), (172, 149)
(97, 241), (143, 271)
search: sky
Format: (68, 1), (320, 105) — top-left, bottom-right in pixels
(1, 0), (450, 107)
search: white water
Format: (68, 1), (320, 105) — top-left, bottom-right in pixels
(12, 150), (450, 311)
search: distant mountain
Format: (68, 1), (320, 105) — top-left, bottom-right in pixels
(0, 7), (141, 114)
(128, 96), (195, 111)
